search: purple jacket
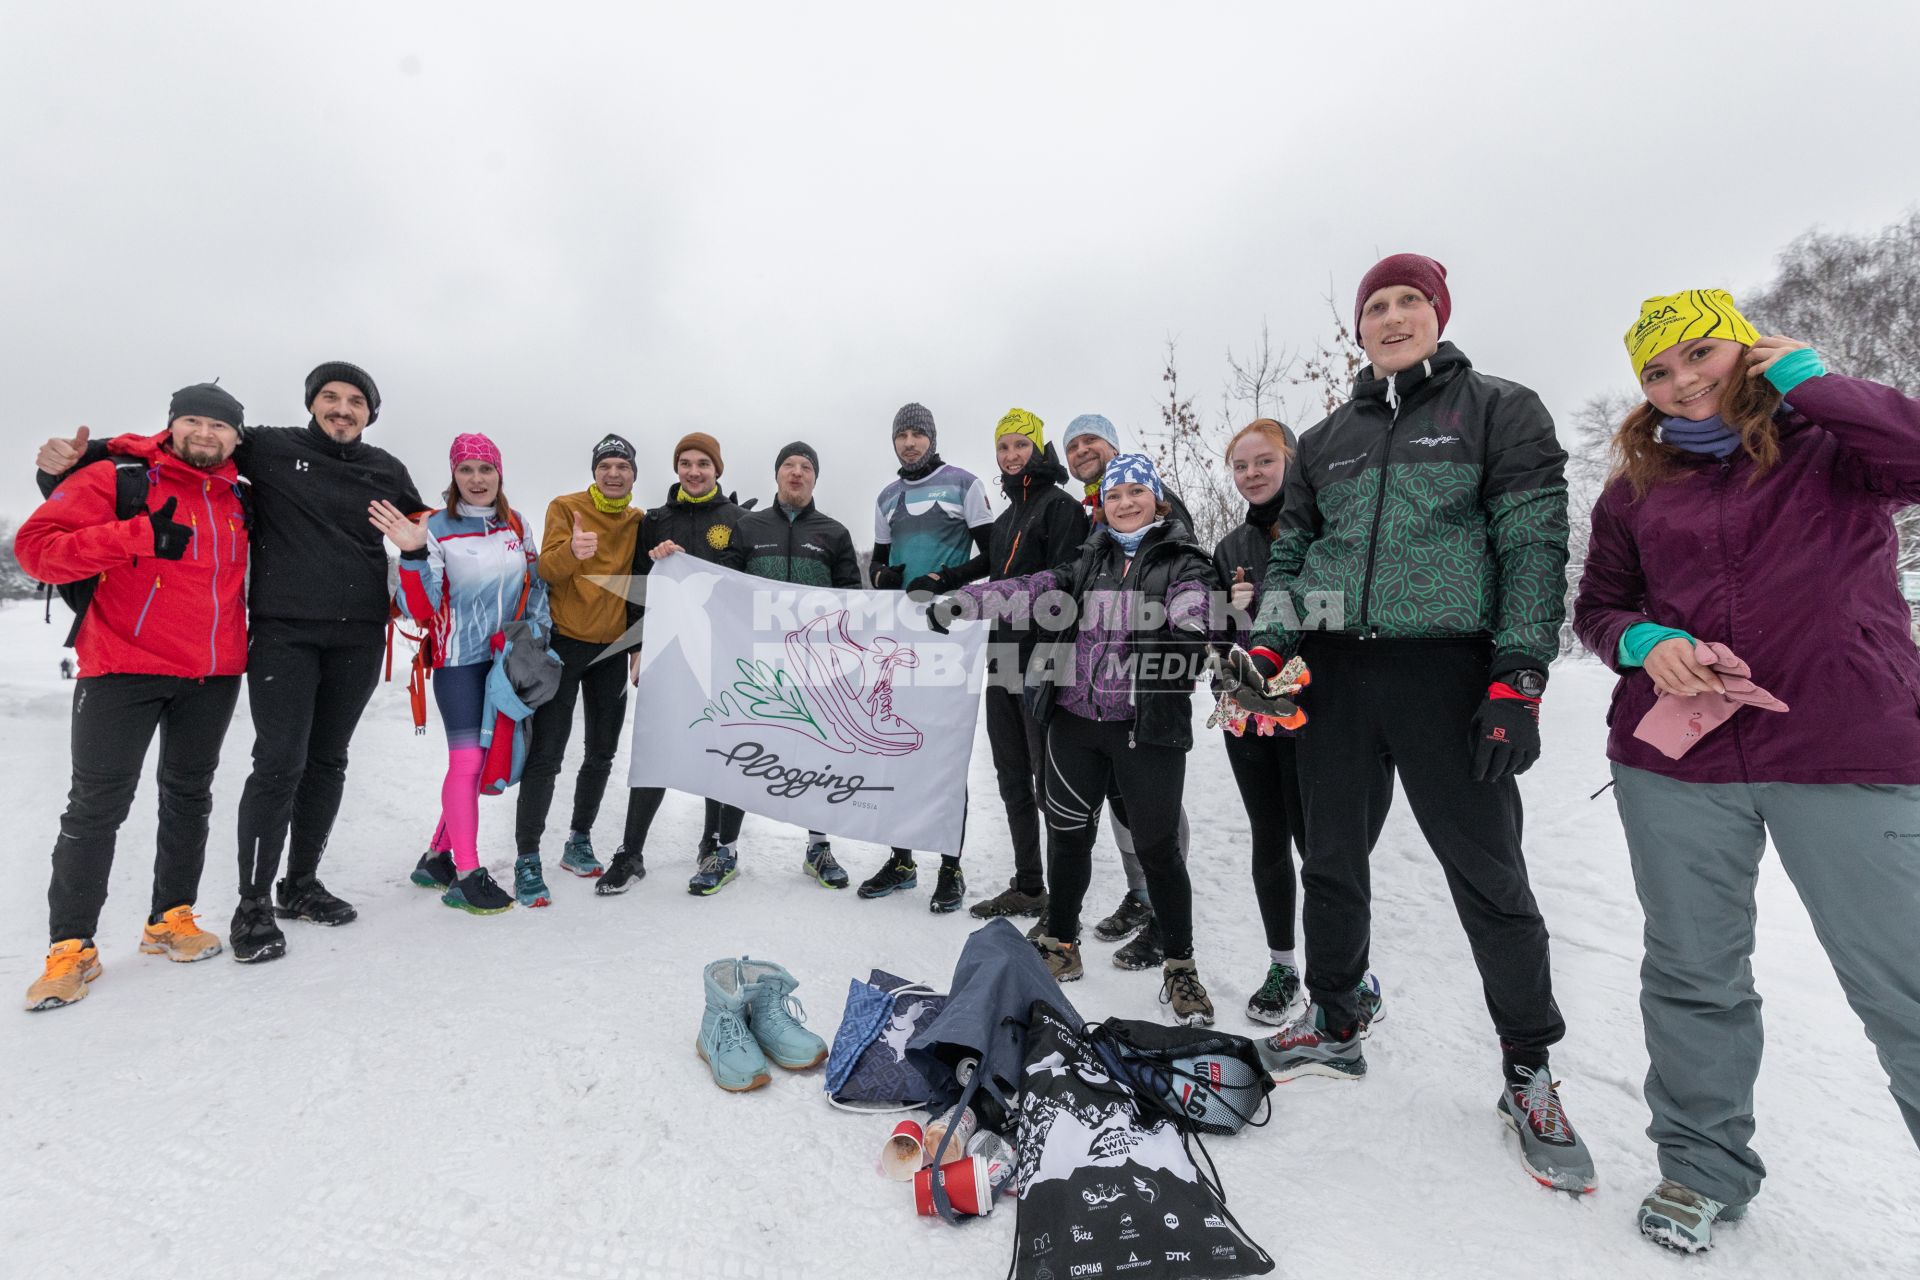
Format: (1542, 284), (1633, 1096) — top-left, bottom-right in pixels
(1572, 373), (1920, 784)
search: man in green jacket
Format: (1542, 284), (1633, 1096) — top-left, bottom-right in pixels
(1245, 255), (1594, 1196)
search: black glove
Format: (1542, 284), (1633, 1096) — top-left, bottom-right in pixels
(904, 571), (946, 595)
(871, 564), (904, 590)
(148, 497), (193, 560)
(1469, 688), (1541, 782)
(925, 599), (951, 635)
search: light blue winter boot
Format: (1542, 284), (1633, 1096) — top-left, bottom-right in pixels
(739, 957), (828, 1070)
(698, 958), (771, 1092)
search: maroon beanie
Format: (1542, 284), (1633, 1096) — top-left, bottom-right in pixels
(1354, 253), (1451, 338)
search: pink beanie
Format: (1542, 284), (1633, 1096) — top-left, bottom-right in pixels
(449, 432), (503, 472)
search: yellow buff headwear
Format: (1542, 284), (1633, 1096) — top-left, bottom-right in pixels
(1624, 289), (1759, 379)
(994, 407), (1045, 450)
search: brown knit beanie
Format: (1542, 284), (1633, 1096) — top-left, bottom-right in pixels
(672, 431), (724, 477)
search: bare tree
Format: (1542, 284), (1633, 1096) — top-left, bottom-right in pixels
(1744, 207), (1920, 574)
(1559, 391), (1635, 655)
(1147, 338), (1240, 549)
(1289, 294), (1365, 424)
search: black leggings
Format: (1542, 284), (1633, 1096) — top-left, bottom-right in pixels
(621, 789), (743, 854)
(1041, 710), (1192, 958)
(1222, 728), (1304, 952)
(515, 632), (630, 853)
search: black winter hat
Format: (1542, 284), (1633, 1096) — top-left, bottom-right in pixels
(168, 382), (245, 432)
(775, 441), (819, 475)
(304, 361), (381, 423)
(891, 402), (936, 450)
(592, 433), (636, 469)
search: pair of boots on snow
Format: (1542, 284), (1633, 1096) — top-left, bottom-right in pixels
(699, 957), (828, 1092)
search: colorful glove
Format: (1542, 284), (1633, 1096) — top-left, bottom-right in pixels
(1469, 682), (1541, 782)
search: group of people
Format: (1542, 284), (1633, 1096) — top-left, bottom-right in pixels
(14, 253), (1920, 1255)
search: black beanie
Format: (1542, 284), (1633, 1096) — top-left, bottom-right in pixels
(775, 441), (819, 475)
(591, 433), (636, 470)
(304, 361), (381, 423)
(168, 382), (245, 432)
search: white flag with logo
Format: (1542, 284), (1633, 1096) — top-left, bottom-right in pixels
(628, 555), (989, 854)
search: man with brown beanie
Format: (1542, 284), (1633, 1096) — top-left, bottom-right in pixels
(36, 361), (426, 964)
(496, 431), (646, 901)
(607, 432), (752, 896)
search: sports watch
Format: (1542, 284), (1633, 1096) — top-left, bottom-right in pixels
(1508, 669), (1547, 699)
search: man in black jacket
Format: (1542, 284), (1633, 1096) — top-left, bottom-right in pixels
(610, 431), (753, 897)
(1245, 254), (1591, 1194)
(736, 441), (865, 888)
(37, 362), (426, 963)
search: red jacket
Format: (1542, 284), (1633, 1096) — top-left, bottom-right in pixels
(15, 430), (249, 679)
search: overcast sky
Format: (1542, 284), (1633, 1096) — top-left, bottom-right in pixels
(5, 1), (1917, 531)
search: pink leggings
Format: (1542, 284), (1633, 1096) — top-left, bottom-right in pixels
(430, 663), (490, 873)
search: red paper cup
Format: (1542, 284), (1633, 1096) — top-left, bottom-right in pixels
(913, 1155), (994, 1217)
(878, 1119), (926, 1181)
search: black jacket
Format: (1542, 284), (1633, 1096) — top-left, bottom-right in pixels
(738, 501), (863, 588)
(1212, 492), (1286, 648)
(41, 421), (425, 626)
(1250, 342), (1569, 680)
(635, 483), (748, 572)
(987, 445), (1089, 668)
(1025, 521), (1221, 752)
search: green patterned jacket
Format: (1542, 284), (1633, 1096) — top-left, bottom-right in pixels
(1250, 342), (1569, 681)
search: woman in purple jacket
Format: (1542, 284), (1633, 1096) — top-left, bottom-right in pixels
(1574, 289), (1920, 1254)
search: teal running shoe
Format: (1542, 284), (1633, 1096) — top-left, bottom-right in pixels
(558, 832), (603, 878)
(740, 957), (828, 1070)
(698, 958), (771, 1092)
(513, 854), (551, 908)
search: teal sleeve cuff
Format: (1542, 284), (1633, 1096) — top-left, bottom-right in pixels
(1764, 347), (1826, 395)
(1619, 622), (1695, 668)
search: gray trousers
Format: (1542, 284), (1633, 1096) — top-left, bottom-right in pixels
(1613, 764), (1920, 1205)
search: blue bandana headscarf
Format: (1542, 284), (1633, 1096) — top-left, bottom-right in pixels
(1100, 452), (1163, 501)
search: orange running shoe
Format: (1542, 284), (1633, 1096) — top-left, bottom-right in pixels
(140, 904), (224, 962)
(26, 939), (102, 1011)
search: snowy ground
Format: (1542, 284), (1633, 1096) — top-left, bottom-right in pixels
(1, 596), (1915, 1279)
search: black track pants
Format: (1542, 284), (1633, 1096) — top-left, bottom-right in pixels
(1222, 727), (1304, 952)
(514, 633), (630, 853)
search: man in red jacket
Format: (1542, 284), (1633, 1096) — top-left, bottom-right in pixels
(15, 383), (251, 1011)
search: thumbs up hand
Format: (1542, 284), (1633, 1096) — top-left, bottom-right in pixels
(149, 496), (194, 560)
(38, 425), (90, 475)
(570, 510), (599, 562)
(1228, 565), (1255, 613)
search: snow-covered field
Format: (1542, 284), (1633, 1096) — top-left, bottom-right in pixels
(2, 597), (1915, 1278)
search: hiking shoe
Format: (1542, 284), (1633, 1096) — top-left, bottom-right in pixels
(803, 841), (848, 890)
(1113, 915), (1164, 970)
(1497, 1065), (1598, 1195)
(274, 876), (357, 926)
(970, 883), (1048, 920)
(689, 844), (740, 896)
(740, 957), (828, 1069)
(26, 939), (101, 1011)
(230, 896), (286, 964)
(1638, 1179), (1745, 1253)
(1247, 962), (1303, 1025)
(1256, 1004), (1366, 1082)
(698, 958), (771, 1092)
(442, 867), (515, 915)
(513, 854), (552, 908)
(559, 832), (603, 878)
(411, 849), (455, 889)
(139, 905), (223, 962)
(929, 860), (966, 914)
(597, 845), (647, 896)
(1355, 972), (1384, 1037)
(857, 852), (917, 900)
(1160, 956), (1214, 1027)
(1093, 892), (1152, 942)
(1033, 935), (1084, 983)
